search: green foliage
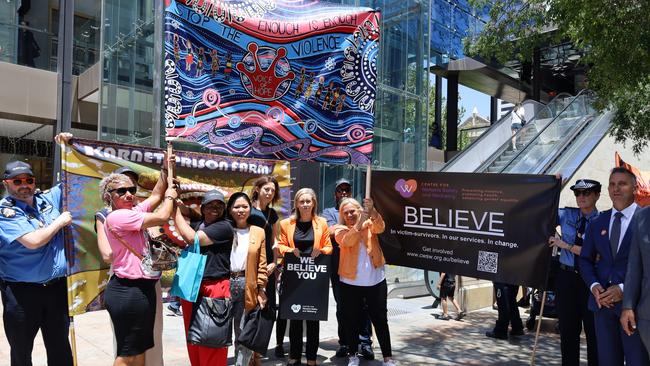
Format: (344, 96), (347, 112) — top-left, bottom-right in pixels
(466, 0), (650, 153)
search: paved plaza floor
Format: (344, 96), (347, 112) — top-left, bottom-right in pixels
(0, 291), (585, 365)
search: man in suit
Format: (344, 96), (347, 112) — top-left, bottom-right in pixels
(579, 167), (650, 365)
(621, 205), (650, 353)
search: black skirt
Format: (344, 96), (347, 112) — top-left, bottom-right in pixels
(105, 276), (157, 356)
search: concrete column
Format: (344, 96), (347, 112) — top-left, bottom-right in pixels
(445, 72), (458, 153)
(53, 0), (74, 184)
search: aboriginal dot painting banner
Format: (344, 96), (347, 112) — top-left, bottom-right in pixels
(60, 138), (291, 316)
(373, 170), (561, 289)
(163, 0), (380, 164)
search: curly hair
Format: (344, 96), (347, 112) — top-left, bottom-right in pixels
(99, 173), (132, 206)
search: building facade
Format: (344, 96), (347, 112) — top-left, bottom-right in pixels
(0, 0), (487, 287)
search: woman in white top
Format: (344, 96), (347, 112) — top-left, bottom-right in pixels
(333, 198), (396, 366)
(226, 192), (268, 366)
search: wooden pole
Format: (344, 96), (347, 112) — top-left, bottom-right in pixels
(69, 317), (78, 366)
(530, 290), (548, 366)
(167, 141), (175, 185)
(365, 164), (372, 198)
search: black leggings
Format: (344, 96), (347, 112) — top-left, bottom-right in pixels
(341, 279), (392, 358)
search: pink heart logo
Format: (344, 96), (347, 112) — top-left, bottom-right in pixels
(395, 179), (417, 198)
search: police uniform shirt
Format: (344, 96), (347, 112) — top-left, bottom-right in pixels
(557, 207), (598, 267)
(0, 184), (66, 283)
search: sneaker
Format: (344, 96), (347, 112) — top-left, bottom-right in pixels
(335, 345), (349, 358)
(382, 360), (397, 366)
(360, 343), (375, 360)
(347, 355), (360, 366)
(275, 345), (286, 358)
(455, 311), (466, 321)
(167, 304), (182, 316)
(485, 331), (508, 340)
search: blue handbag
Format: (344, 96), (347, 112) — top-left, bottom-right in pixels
(170, 233), (206, 302)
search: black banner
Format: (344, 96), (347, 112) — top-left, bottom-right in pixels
(279, 254), (330, 321)
(373, 171), (560, 289)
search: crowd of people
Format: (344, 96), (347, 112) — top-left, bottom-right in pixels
(0, 133), (648, 366)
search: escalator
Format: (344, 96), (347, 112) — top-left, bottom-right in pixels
(441, 92), (573, 173)
(443, 89), (613, 180)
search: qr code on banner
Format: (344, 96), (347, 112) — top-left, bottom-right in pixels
(477, 251), (498, 273)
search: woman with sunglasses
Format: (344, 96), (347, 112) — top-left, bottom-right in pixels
(225, 192), (268, 366)
(173, 190), (233, 366)
(333, 197), (396, 366)
(277, 188), (332, 366)
(99, 159), (177, 366)
(249, 176), (286, 359)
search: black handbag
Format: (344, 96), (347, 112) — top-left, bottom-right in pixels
(187, 296), (233, 348)
(237, 305), (276, 355)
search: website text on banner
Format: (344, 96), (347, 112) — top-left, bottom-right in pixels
(372, 171), (561, 289)
(61, 138), (291, 316)
(163, 0), (380, 164)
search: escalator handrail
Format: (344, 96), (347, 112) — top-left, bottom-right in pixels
(495, 89), (596, 173)
(441, 92), (569, 172)
(473, 91), (580, 172)
(539, 115), (594, 175)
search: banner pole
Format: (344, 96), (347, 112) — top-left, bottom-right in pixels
(530, 290), (548, 366)
(60, 139), (78, 366)
(365, 164), (372, 198)
(167, 140), (175, 185)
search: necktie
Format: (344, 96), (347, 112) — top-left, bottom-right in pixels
(573, 217), (586, 267)
(610, 211), (623, 257)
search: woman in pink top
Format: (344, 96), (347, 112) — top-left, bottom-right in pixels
(100, 166), (177, 366)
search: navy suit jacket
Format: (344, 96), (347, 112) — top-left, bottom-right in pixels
(579, 208), (638, 313)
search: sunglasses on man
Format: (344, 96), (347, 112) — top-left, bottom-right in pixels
(573, 190), (595, 197)
(109, 186), (137, 196)
(5, 177), (35, 186)
(336, 186), (351, 194)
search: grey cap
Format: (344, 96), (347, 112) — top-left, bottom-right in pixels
(201, 190), (226, 206)
(335, 178), (351, 189)
(114, 166), (139, 179)
(570, 179), (601, 192)
(3, 161), (34, 179)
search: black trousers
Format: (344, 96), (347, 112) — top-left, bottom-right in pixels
(493, 282), (523, 335)
(340, 280), (392, 358)
(289, 320), (319, 361)
(556, 267), (598, 366)
(0, 278), (73, 366)
(268, 274), (288, 346)
(330, 244), (372, 348)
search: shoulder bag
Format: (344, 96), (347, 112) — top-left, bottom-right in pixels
(187, 296), (233, 348)
(170, 233), (206, 302)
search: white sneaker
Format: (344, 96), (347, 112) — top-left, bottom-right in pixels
(382, 360), (397, 366)
(347, 355), (360, 366)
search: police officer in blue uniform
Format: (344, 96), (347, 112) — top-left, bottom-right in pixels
(548, 179), (601, 366)
(0, 160), (74, 366)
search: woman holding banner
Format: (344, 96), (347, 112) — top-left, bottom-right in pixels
(226, 191), (268, 366)
(334, 198), (396, 366)
(277, 188), (333, 366)
(249, 176), (287, 358)
(173, 190), (233, 366)
(99, 158), (177, 366)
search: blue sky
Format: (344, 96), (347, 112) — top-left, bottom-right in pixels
(440, 77), (492, 122)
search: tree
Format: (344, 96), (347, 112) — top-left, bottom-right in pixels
(465, 0), (650, 153)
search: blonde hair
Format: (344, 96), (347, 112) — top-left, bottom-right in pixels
(99, 173), (133, 206)
(338, 197), (362, 225)
(292, 187), (318, 220)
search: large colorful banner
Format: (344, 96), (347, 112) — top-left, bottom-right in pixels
(61, 138), (291, 316)
(372, 171), (561, 289)
(163, 0), (380, 164)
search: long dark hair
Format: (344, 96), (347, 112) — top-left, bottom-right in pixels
(226, 191), (252, 225)
(251, 175), (280, 206)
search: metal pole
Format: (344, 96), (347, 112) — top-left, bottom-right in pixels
(53, 0), (74, 184)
